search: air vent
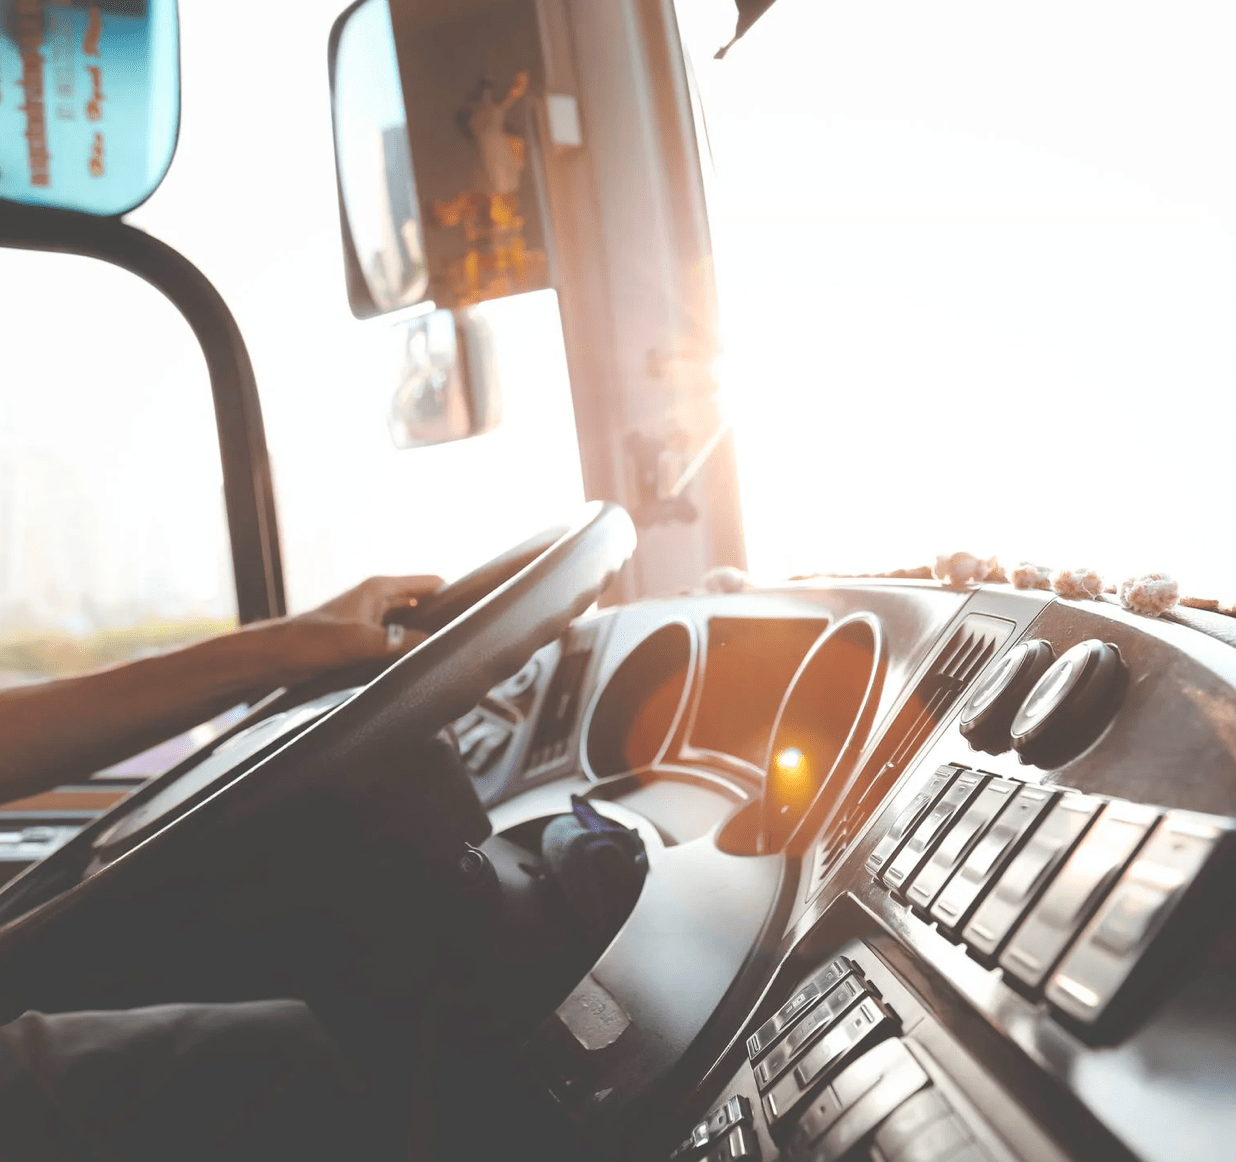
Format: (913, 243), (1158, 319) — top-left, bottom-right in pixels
(809, 615), (1011, 887)
(877, 617), (1007, 777)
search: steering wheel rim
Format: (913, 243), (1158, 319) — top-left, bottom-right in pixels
(0, 502), (636, 1004)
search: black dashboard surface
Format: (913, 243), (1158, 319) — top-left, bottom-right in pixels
(469, 579), (1236, 1162)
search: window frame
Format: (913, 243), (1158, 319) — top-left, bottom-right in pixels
(0, 200), (286, 624)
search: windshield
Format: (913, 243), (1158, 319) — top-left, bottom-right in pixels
(675, 0), (1236, 598)
(124, 1), (585, 611)
(1, 3), (584, 666)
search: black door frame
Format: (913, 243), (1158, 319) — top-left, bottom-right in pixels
(0, 202), (286, 624)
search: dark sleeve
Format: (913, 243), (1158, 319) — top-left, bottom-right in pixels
(0, 1000), (396, 1162)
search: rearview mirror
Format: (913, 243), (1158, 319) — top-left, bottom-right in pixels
(328, 0), (553, 318)
(0, 0), (181, 216)
(386, 308), (501, 448)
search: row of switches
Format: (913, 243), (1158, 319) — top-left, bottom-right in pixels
(869, 763), (1233, 1029)
(674, 945), (1007, 1162)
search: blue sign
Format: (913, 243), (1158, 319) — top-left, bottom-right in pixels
(0, 0), (180, 216)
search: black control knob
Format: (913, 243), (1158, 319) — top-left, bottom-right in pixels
(959, 639), (1056, 754)
(1010, 639), (1127, 768)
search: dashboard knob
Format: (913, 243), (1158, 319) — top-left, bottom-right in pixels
(959, 638), (1055, 754)
(1010, 639), (1126, 768)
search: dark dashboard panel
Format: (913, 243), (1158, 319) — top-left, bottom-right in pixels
(781, 591), (1236, 1162)
(464, 580), (1236, 1161)
(20, 573), (1236, 1162)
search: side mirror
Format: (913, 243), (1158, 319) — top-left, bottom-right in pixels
(0, 0), (180, 216)
(328, 0), (553, 317)
(387, 308), (501, 448)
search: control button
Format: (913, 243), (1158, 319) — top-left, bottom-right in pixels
(672, 1096), (752, 1159)
(747, 957), (852, 1061)
(785, 1037), (916, 1153)
(754, 975), (865, 1089)
(872, 1088), (953, 1159)
(960, 639), (1056, 755)
(829, 1037), (916, 1104)
(939, 1147), (992, 1162)
(883, 771), (987, 895)
(932, 783), (1057, 936)
(1009, 640), (1126, 768)
(786, 1086), (847, 1156)
(1046, 811), (1232, 1025)
(906, 778), (1022, 912)
(453, 709), (484, 737)
(866, 766), (960, 877)
(963, 793), (1101, 963)
(706, 1124), (760, 1162)
(1001, 800), (1160, 989)
(761, 998), (891, 1127)
(814, 1056), (931, 1161)
(891, 1115), (975, 1162)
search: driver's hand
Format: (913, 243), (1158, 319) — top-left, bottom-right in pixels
(277, 574), (443, 679)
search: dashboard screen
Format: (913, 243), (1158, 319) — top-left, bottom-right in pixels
(689, 617), (829, 766)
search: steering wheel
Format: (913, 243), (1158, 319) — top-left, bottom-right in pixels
(0, 502), (636, 1020)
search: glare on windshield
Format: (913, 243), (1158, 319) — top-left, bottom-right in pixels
(676, 0), (1236, 600)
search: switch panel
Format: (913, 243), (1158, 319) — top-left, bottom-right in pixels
(872, 1088), (954, 1159)
(963, 792), (1102, 963)
(1001, 800), (1160, 990)
(705, 1124), (759, 1162)
(761, 997), (892, 1127)
(787, 1039), (916, 1156)
(747, 957), (852, 1061)
(671, 1095), (752, 1160)
(891, 1114), (982, 1162)
(1046, 810), (1232, 1025)
(866, 766), (960, 877)
(883, 771), (987, 894)
(906, 778), (1022, 912)
(813, 1056), (931, 1161)
(931, 783), (1057, 936)
(753, 974), (866, 1090)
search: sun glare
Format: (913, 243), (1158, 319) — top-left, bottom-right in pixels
(679, 0), (1236, 599)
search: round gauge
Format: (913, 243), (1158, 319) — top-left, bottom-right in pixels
(959, 639), (1055, 754)
(1010, 639), (1126, 768)
(762, 614), (884, 853)
(585, 622), (695, 778)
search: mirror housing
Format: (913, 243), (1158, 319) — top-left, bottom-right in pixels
(386, 308), (501, 449)
(0, 0), (180, 216)
(328, 0), (554, 317)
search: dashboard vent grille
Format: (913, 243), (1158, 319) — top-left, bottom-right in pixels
(880, 617), (1005, 773)
(809, 615), (1011, 888)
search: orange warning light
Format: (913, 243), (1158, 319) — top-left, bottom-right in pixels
(772, 745), (808, 786)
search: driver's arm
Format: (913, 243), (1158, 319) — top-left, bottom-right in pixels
(0, 574), (442, 803)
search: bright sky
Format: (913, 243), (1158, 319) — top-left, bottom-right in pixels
(677, 0), (1236, 598)
(5, 0), (1236, 651)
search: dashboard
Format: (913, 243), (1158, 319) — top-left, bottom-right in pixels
(1, 576), (1233, 1162)
(457, 579), (1236, 1162)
